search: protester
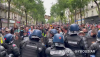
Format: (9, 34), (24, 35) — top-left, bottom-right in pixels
(29, 26), (34, 34)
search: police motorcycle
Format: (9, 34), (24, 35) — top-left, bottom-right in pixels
(89, 30), (100, 57)
(45, 33), (76, 57)
(20, 29), (46, 57)
(46, 29), (57, 47)
(64, 24), (87, 57)
(3, 33), (20, 57)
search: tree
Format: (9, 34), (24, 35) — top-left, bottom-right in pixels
(7, 0), (11, 28)
(50, 4), (60, 17)
(12, 0), (45, 25)
(13, 0), (36, 25)
(68, 0), (78, 23)
(67, 0), (90, 24)
(47, 17), (55, 24)
(76, 0), (90, 24)
(55, 16), (60, 22)
(50, 0), (90, 24)
(94, 0), (100, 19)
(51, 0), (69, 24)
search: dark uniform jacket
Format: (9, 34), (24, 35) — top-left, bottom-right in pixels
(86, 36), (96, 48)
(0, 45), (7, 57)
(89, 41), (100, 57)
(64, 34), (87, 57)
(20, 40), (46, 57)
(46, 46), (76, 57)
(3, 43), (20, 57)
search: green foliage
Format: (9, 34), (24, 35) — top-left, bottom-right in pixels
(50, 0), (90, 24)
(2, 0), (45, 23)
(58, 0), (68, 10)
(50, 0), (68, 19)
(63, 15), (67, 23)
(70, 14), (74, 24)
(55, 16), (60, 22)
(50, 4), (60, 17)
(47, 17), (55, 24)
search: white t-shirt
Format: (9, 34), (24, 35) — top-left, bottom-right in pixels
(29, 29), (34, 34)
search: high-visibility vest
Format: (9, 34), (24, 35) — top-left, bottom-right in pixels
(44, 34), (46, 37)
(42, 33), (46, 37)
(0, 37), (3, 44)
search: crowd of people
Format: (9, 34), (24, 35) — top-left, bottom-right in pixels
(0, 23), (100, 57)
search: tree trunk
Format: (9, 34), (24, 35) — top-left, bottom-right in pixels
(71, 16), (72, 24)
(7, 0), (11, 28)
(94, 0), (100, 19)
(80, 8), (82, 25)
(61, 17), (62, 24)
(0, 19), (2, 28)
(69, 19), (70, 24)
(20, 13), (22, 26)
(0, 0), (1, 28)
(25, 11), (27, 26)
(36, 20), (37, 25)
(36, 19), (38, 25)
(60, 16), (61, 24)
(75, 9), (76, 23)
(71, 13), (73, 24)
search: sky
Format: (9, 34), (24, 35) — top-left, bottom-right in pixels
(42, 0), (57, 16)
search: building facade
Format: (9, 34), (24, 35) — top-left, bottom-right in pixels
(0, 2), (33, 28)
(65, 1), (100, 24)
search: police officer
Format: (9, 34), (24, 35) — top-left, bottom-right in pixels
(0, 29), (7, 57)
(0, 29), (5, 44)
(64, 24), (87, 57)
(0, 45), (8, 57)
(3, 34), (20, 57)
(20, 29), (46, 57)
(46, 34), (76, 57)
(46, 29), (57, 47)
(89, 30), (100, 57)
